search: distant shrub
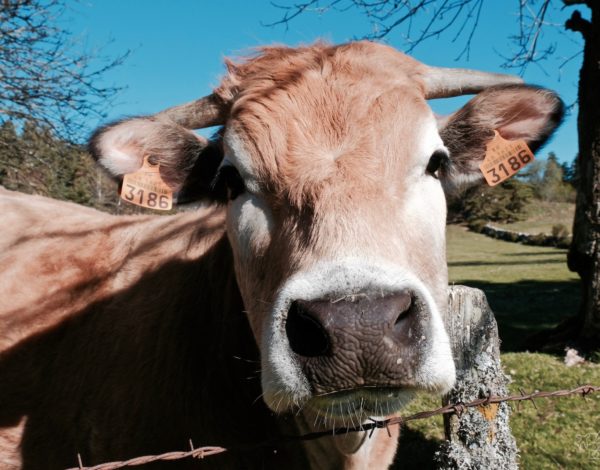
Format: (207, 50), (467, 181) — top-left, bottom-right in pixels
(0, 121), (142, 214)
(522, 153), (576, 203)
(505, 232), (520, 242)
(448, 179), (534, 224)
(468, 219), (488, 233)
(552, 224), (570, 239)
(530, 233), (549, 245)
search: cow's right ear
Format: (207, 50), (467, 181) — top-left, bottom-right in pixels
(89, 117), (223, 202)
(437, 84), (564, 192)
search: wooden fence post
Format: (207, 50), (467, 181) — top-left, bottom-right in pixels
(435, 285), (518, 469)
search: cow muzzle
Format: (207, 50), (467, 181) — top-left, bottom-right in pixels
(285, 291), (430, 413)
(261, 261), (455, 416)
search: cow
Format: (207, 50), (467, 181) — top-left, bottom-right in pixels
(0, 41), (563, 469)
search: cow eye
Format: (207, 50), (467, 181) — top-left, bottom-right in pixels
(426, 150), (448, 177)
(213, 165), (246, 201)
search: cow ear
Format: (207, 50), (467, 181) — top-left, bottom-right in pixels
(88, 117), (223, 202)
(437, 84), (564, 191)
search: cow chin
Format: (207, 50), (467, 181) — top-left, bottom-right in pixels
(260, 260), (456, 417)
(304, 387), (417, 425)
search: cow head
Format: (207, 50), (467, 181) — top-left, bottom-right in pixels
(89, 42), (562, 425)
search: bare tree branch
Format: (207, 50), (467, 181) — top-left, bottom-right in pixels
(0, 0), (128, 142)
(266, 0), (585, 73)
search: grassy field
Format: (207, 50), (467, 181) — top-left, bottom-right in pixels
(494, 201), (575, 235)
(390, 224), (600, 470)
(396, 354), (600, 470)
(446, 224), (579, 351)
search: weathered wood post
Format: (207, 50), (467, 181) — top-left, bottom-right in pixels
(435, 286), (518, 469)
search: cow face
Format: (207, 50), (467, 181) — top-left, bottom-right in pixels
(90, 42), (563, 424)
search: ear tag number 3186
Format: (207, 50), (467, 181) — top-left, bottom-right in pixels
(120, 156), (173, 210)
(479, 131), (535, 186)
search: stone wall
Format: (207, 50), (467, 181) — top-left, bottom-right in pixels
(476, 224), (571, 249)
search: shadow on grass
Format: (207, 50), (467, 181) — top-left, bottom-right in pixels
(502, 251), (567, 257)
(455, 279), (580, 352)
(449, 259), (564, 267)
(391, 427), (440, 470)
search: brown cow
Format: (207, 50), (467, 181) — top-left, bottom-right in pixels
(0, 41), (562, 469)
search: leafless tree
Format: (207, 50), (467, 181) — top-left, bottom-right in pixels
(268, 0), (600, 353)
(267, 0), (574, 71)
(0, 0), (128, 141)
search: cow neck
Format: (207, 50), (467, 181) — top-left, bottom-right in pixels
(173, 227), (301, 466)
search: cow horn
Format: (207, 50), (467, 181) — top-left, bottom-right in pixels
(156, 94), (227, 129)
(421, 66), (524, 99)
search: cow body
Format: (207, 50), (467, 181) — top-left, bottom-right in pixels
(1, 41), (563, 469)
(0, 188), (395, 469)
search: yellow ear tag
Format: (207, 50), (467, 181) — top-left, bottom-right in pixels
(120, 156), (173, 210)
(479, 131), (535, 186)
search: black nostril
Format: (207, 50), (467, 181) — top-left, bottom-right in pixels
(286, 301), (331, 357)
(393, 292), (413, 326)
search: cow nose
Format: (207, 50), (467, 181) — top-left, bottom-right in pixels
(285, 300), (331, 357)
(285, 291), (414, 358)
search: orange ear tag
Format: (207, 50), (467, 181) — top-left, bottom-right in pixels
(120, 156), (174, 210)
(479, 131), (535, 186)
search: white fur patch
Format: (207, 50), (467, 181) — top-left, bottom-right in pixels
(223, 127), (261, 194)
(403, 176), (447, 254)
(227, 192), (274, 262)
(416, 113), (448, 176)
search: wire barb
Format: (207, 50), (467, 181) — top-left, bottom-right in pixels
(452, 402), (466, 418)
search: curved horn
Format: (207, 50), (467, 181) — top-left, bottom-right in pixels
(156, 93), (227, 129)
(422, 66), (524, 99)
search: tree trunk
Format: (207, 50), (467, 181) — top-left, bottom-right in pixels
(567, 2), (600, 351)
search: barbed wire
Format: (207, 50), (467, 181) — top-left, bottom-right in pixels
(67, 384), (599, 470)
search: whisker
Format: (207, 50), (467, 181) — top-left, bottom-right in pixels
(252, 391), (265, 405)
(231, 355), (260, 364)
(350, 401), (361, 430)
(346, 402), (354, 430)
(275, 394), (285, 413)
(313, 408), (321, 427)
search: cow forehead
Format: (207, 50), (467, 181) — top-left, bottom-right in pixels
(222, 44), (439, 206)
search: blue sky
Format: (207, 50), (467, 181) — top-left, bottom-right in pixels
(66, 0), (586, 163)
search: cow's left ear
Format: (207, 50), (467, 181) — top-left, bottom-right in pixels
(89, 94), (230, 203)
(89, 117), (224, 202)
(437, 84), (564, 191)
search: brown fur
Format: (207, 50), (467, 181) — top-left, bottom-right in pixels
(220, 43), (426, 207)
(0, 188), (294, 468)
(0, 188), (400, 469)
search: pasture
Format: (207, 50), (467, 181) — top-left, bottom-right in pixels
(393, 224), (600, 470)
(494, 201), (576, 236)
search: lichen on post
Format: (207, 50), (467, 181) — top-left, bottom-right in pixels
(435, 286), (518, 469)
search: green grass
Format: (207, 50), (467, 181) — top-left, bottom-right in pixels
(394, 354), (600, 470)
(390, 224), (598, 470)
(494, 201), (575, 235)
(447, 225), (579, 351)
(503, 353), (600, 469)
